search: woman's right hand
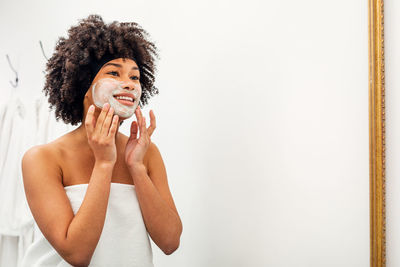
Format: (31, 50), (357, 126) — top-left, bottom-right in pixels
(85, 103), (119, 164)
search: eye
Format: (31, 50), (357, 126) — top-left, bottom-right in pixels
(107, 71), (119, 76)
(130, 76), (139, 81)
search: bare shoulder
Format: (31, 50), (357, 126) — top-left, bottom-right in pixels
(22, 136), (67, 186)
(145, 142), (179, 211)
(146, 141), (165, 173)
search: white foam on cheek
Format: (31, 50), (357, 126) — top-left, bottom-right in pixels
(92, 78), (141, 119)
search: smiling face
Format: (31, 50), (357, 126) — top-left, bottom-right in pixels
(84, 58), (142, 121)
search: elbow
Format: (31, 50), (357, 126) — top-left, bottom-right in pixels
(65, 254), (91, 267)
(53, 232), (94, 266)
(162, 239), (180, 255)
(62, 247), (92, 267)
(162, 229), (182, 255)
(160, 218), (183, 255)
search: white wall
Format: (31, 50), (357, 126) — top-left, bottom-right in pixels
(0, 0), (369, 266)
(385, 0), (400, 266)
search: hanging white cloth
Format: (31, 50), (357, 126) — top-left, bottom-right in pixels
(0, 88), (35, 267)
(0, 90), (76, 267)
(0, 89), (33, 236)
(0, 91), (25, 190)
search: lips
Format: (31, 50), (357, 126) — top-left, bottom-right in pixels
(113, 92), (136, 106)
(116, 98), (135, 106)
(113, 92), (135, 101)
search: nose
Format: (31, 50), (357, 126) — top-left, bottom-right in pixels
(121, 80), (135, 91)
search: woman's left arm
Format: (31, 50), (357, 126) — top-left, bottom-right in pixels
(128, 142), (182, 255)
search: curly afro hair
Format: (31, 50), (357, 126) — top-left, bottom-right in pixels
(43, 14), (159, 126)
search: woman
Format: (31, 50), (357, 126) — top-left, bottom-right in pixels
(21, 15), (182, 266)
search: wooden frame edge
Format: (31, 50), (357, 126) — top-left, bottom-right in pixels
(369, 0), (386, 266)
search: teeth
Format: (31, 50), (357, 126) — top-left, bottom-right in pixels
(115, 96), (134, 102)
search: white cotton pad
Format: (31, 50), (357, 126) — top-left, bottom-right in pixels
(91, 78), (141, 118)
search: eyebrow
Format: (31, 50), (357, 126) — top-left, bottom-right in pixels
(103, 62), (139, 70)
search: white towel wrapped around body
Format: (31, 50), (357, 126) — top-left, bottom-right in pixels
(21, 182), (154, 267)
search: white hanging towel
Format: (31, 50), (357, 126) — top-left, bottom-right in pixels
(0, 90), (36, 267)
(0, 91), (27, 193)
(0, 90), (34, 236)
(21, 182), (154, 267)
(0, 91), (75, 236)
(0, 91), (76, 267)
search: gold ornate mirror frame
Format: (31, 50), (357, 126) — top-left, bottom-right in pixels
(369, 0), (385, 266)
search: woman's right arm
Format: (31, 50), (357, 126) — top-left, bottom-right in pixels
(22, 146), (114, 266)
(22, 103), (119, 266)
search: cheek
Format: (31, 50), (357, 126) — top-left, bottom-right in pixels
(134, 85), (142, 100)
(93, 83), (115, 101)
(95, 86), (113, 97)
(91, 78), (120, 109)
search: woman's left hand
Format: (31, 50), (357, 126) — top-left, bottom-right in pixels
(124, 107), (156, 168)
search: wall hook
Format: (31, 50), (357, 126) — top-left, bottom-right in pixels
(39, 40), (48, 75)
(39, 40), (49, 61)
(6, 54), (18, 88)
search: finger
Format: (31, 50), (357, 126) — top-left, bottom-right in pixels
(147, 110), (156, 137)
(129, 121), (138, 141)
(141, 116), (149, 141)
(136, 115), (144, 141)
(138, 106), (143, 119)
(95, 103), (110, 136)
(85, 105), (96, 137)
(107, 114), (119, 138)
(135, 106), (142, 124)
(101, 106), (114, 136)
(134, 107), (142, 130)
(143, 116), (148, 135)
